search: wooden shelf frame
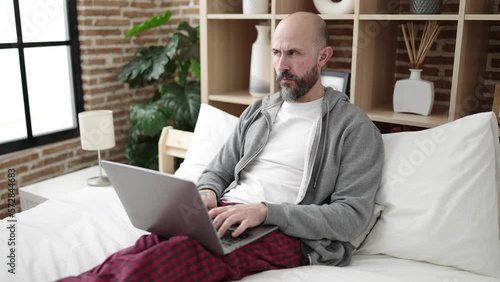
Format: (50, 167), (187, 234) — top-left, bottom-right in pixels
(201, 0), (500, 130)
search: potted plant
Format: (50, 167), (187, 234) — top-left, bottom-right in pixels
(118, 10), (200, 169)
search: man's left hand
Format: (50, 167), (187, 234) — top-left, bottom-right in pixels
(208, 203), (268, 238)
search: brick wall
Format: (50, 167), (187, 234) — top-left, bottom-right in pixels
(0, 0), (200, 219)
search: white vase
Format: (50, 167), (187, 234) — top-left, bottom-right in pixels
(249, 25), (271, 98)
(313, 0), (355, 14)
(243, 0), (269, 14)
(393, 69), (434, 116)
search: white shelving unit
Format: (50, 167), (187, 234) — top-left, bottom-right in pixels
(200, 0), (500, 131)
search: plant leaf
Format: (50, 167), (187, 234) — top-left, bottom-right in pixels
(160, 81), (200, 131)
(130, 102), (170, 136)
(126, 127), (159, 169)
(177, 22), (199, 41)
(124, 10), (172, 41)
(117, 44), (176, 87)
(148, 36), (179, 82)
(190, 58), (201, 80)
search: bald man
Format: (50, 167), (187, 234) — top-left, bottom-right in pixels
(60, 12), (384, 282)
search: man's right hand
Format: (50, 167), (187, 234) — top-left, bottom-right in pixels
(199, 189), (217, 210)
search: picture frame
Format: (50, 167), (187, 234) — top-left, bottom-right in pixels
(321, 69), (350, 96)
(493, 85), (500, 124)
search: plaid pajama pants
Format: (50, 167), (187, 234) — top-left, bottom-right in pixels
(58, 229), (305, 282)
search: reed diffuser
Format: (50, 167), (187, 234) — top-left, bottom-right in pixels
(393, 21), (442, 116)
(401, 21), (442, 69)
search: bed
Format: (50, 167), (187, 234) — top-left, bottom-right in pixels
(1, 104), (500, 282)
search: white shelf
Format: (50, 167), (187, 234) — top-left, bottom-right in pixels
(207, 14), (272, 20)
(465, 14), (500, 21)
(209, 90), (262, 105)
(303, 14), (355, 20)
(366, 105), (449, 128)
(359, 14), (459, 21)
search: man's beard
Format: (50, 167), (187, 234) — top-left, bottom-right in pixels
(277, 65), (319, 102)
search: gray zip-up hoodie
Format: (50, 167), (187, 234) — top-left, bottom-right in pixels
(197, 87), (384, 266)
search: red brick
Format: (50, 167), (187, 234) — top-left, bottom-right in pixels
(94, 19), (131, 27)
(79, 29), (122, 37)
(82, 67), (123, 76)
(96, 38), (125, 45)
(79, 0), (129, 7)
(78, 19), (94, 26)
(99, 75), (120, 84)
(78, 9), (121, 17)
(32, 152), (75, 170)
(133, 38), (163, 45)
(78, 39), (93, 46)
(130, 1), (157, 9)
(0, 153), (39, 170)
(83, 96), (106, 106)
(82, 47), (123, 55)
(42, 139), (80, 156)
(68, 155), (98, 168)
(21, 164), (65, 185)
(84, 58), (107, 65)
(0, 165), (28, 181)
(123, 11), (157, 19)
(81, 78), (98, 85)
(182, 8), (200, 15)
(87, 85), (124, 95)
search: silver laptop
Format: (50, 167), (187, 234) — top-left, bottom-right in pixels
(101, 160), (277, 255)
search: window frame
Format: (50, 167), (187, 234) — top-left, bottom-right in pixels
(0, 0), (83, 155)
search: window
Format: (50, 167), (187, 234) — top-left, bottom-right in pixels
(0, 0), (83, 154)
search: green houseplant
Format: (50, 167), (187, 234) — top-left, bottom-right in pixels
(118, 11), (201, 169)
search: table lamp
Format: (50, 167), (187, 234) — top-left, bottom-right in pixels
(78, 110), (115, 186)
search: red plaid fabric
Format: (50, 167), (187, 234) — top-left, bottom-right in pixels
(58, 230), (304, 282)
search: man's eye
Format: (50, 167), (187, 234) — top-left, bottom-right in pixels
(272, 51), (280, 56)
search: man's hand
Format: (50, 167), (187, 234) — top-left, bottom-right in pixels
(209, 204), (268, 238)
(199, 189), (217, 210)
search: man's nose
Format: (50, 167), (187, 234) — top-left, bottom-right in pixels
(275, 55), (289, 73)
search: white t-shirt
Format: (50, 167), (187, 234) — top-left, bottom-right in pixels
(221, 97), (323, 204)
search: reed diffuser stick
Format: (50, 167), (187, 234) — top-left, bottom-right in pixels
(401, 21), (442, 69)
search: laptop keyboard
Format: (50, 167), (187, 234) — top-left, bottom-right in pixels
(220, 227), (250, 247)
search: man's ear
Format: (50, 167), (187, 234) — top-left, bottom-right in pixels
(318, 46), (333, 68)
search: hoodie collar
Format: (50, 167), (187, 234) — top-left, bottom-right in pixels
(262, 87), (349, 116)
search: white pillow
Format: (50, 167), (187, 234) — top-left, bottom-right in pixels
(351, 204), (385, 249)
(357, 112), (500, 278)
(174, 104), (239, 182)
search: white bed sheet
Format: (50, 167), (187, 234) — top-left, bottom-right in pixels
(242, 255), (500, 282)
(1, 187), (498, 282)
(0, 187), (147, 282)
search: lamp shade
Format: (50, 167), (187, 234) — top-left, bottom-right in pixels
(78, 110), (115, 151)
